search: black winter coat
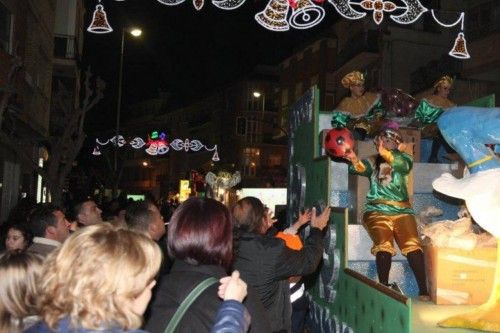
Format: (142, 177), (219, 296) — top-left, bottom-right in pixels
(233, 227), (324, 332)
(143, 260), (271, 333)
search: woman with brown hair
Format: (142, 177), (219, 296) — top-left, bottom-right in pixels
(144, 197), (270, 333)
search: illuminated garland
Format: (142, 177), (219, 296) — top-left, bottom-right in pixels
(430, 10), (470, 59)
(92, 131), (220, 162)
(87, 0), (471, 59)
(87, 0), (113, 34)
(156, 0), (245, 10)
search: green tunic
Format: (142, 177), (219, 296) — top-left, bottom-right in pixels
(349, 150), (415, 215)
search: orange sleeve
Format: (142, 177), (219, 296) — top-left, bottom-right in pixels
(276, 232), (303, 250)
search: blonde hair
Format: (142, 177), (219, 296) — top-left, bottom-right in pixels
(433, 75), (454, 89)
(341, 71), (364, 88)
(0, 251), (43, 333)
(38, 223), (162, 330)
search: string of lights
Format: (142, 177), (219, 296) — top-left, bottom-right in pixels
(87, 0), (471, 56)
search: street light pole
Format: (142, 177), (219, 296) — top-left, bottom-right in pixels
(112, 28), (142, 198)
(114, 28), (125, 174)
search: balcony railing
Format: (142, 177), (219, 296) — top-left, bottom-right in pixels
(54, 34), (77, 60)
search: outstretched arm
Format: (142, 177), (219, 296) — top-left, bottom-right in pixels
(344, 150), (367, 173)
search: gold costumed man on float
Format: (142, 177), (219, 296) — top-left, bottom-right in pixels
(421, 75), (457, 162)
(333, 71), (385, 139)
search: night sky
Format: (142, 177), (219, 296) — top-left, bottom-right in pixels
(82, 0), (338, 133)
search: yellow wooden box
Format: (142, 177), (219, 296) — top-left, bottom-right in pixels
(424, 245), (497, 305)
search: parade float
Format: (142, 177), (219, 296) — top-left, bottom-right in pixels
(287, 86), (498, 332)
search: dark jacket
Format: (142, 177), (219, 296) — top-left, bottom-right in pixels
(144, 260), (271, 333)
(25, 318), (147, 333)
(233, 227), (324, 332)
(211, 300), (250, 333)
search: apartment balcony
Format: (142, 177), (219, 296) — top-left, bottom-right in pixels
(53, 34), (79, 78)
(54, 34), (78, 59)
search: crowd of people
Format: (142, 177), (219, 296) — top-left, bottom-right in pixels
(0, 194), (331, 333)
(1, 69), (453, 332)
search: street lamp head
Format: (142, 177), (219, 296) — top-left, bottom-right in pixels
(253, 91), (261, 98)
(129, 28), (142, 37)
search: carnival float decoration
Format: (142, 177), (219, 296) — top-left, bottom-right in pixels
(88, 0), (470, 59)
(205, 170), (241, 200)
(92, 130), (220, 162)
(431, 106), (500, 332)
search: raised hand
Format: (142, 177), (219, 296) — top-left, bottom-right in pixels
(310, 206), (331, 231)
(296, 209), (312, 227)
(218, 270), (248, 302)
(343, 149), (359, 164)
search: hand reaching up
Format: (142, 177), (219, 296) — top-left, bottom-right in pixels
(218, 270), (248, 303)
(310, 206), (331, 231)
(264, 207), (277, 231)
(296, 209), (312, 228)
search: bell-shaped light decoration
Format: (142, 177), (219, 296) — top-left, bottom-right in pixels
(92, 146), (102, 156)
(255, 0), (290, 32)
(212, 148), (220, 162)
(288, 0), (325, 29)
(193, 0), (205, 10)
(87, 3), (113, 34)
(449, 32), (470, 59)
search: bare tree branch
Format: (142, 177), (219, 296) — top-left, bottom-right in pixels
(0, 62), (105, 205)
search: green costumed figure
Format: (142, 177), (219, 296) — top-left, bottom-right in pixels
(342, 122), (430, 300)
(418, 75), (457, 163)
(333, 71), (385, 139)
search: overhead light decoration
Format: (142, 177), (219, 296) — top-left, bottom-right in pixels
(87, 0), (113, 34)
(93, 131), (221, 162)
(156, 0), (245, 10)
(431, 10), (470, 59)
(288, 0), (326, 30)
(448, 32), (470, 59)
(255, 0), (291, 31)
(388, 0), (427, 24)
(90, 0), (470, 59)
(359, 0), (397, 25)
(327, 0), (366, 20)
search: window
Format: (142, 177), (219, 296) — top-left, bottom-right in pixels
(268, 154), (282, 167)
(0, 3), (12, 53)
(244, 116), (262, 143)
(242, 148), (260, 176)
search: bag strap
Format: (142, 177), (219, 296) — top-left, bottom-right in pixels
(163, 277), (218, 333)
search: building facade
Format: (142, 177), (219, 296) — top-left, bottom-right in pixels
(0, 0), (56, 221)
(0, 0), (85, 221)
(117, 66), (287, 198)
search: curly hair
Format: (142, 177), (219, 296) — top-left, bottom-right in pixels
(38, 223), (162, 330)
